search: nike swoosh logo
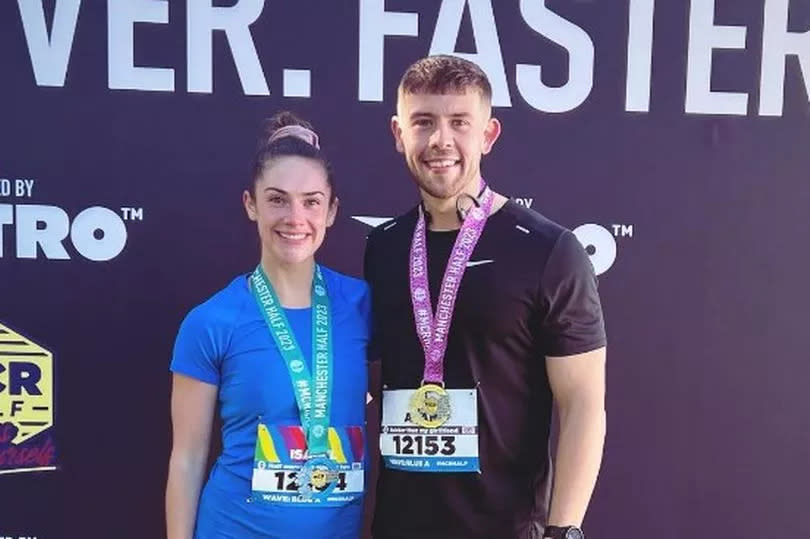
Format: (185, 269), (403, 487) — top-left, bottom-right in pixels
(466, 259), (494, 267)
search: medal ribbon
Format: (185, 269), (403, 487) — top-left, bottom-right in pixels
(409, 184), (494, 384)
(250, 264), (333, 456)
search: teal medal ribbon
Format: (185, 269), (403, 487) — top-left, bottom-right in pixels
(250, 264), (333, 458)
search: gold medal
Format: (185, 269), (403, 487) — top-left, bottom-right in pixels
(408, 384), (452, 428)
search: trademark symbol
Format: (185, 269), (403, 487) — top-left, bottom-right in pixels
(611, 224), (633, 238)
(120, 207), (143, 221)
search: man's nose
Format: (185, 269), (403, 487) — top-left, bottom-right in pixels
(429, 122), (453, 149)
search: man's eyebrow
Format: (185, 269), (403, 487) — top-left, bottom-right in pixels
(409, 111), (472, 119)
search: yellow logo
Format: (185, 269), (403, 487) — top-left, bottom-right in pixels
(0, 323), (57, 475)
(407, 384), (452, 428)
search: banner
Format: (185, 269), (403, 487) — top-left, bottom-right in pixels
(1, 1), (808, 537)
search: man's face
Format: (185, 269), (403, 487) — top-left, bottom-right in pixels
(392, 90), (500, 201)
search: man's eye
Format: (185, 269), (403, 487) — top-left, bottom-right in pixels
(452, 119), (469, 127)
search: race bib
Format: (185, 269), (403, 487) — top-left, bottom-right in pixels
(251, 423), (365, 506)
(380, 388), (479, 473)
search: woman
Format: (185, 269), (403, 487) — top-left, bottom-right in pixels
(166, 112), (369, 538)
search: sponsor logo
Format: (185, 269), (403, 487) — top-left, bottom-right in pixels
(290, 359), (305, 374)
(0, 177), (143, 261)
(0, 323), (57, 476)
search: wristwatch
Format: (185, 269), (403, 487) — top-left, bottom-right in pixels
(543, 525), (585, 539)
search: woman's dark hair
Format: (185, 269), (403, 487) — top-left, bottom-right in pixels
(249, 111), (335, 202)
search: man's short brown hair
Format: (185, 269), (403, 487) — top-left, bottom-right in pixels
(398, 55), (492, 102)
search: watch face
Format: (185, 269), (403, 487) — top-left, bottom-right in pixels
(565, 528), (584, 539)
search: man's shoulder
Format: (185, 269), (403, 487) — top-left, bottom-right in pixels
(365, 206), (418, 248)
(490, 200), (571, 254)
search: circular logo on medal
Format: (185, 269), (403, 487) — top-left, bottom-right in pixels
(297, 456), (339, 500)
(290, 359), (305, 374)
(413, 287), (427, 302)
(408, 384), (452, 428)
(314, 284), (326, 297)
(311, 424), (326, 438)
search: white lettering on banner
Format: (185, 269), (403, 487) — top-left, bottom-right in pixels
(685, 0), (749, 115)
(0, 206), (12, 256)
(0, 179), (35, 198)
(13, 204), (70, 260)
(17, 180), (34, 198)
(187, 0), (269, 95)
(760, 0), (810, 116)
(10, 1), (810, 115)
(626, 0), (656, 112)
(108, 0), (174, 91)
(572, 223), (618, 276)
(516, 0), (595, 113)
(429, 0), (511, 107)
(358, 0), (419, 102)
(17, 0), (81, 87)
(0, 204), (130, 261)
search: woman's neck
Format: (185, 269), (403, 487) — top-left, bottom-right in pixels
(260, 255), (315, 308)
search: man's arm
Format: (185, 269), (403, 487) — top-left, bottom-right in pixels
(545, 346), (607, 527)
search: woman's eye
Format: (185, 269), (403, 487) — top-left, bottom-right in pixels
(305, 199), (321, 207)
(268, 196), (284, 205)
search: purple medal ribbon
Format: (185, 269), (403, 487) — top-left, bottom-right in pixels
(409, 184), (495, 384)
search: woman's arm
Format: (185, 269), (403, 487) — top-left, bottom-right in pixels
(166, 373), (218, 539)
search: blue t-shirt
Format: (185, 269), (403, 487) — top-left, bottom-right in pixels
(171, 267), (370, 539)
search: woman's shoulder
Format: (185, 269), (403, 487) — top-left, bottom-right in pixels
(319, 266), (370, 306)
(180, 275), (251, 331)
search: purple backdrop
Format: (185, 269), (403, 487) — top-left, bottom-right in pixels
(1, 1), (809, 538)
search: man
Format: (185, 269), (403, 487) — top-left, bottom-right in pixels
(364, 55), (607, 539)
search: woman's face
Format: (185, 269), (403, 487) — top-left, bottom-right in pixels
(244, 156), (337, 267)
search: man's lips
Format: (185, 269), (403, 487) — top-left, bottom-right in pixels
(423, 158), (460, 170)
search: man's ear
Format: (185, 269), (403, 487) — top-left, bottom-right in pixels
(391, 115), (405, 154)
(481, 117), (501, 155)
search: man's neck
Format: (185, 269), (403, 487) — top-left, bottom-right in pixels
(421, 177), (509, 231)
(260, 255), (315, 308)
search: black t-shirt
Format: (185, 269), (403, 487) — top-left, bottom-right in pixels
(364, 200), (606, 539)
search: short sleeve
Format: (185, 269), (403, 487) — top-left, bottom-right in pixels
(169, 306), (224, 385)
(539, 230), (607, 357)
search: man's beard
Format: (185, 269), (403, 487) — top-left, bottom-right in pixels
(410, 162), (477, 201)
